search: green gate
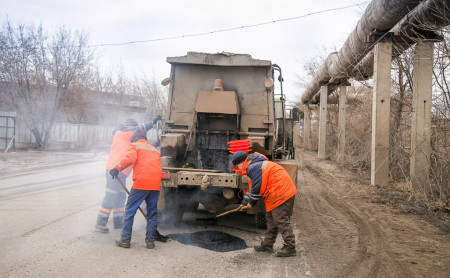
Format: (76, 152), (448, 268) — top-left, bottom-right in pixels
(0, 115), (16, 151)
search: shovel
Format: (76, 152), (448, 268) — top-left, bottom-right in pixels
(196, 206), (247, 222)
(116, 176), (169, 243)
(116, 176), (146, 217)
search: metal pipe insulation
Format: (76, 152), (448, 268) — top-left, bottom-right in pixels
(351, 0), (450, 80)
(305, 0), (450, 104)
(394, 0), (450, 33)
(301, 0), (422, 104)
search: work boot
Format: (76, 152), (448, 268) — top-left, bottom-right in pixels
(275, 245), (296, 257)
(154, 230), (169, 243)
(254, 244), (273, 253)
(146, 241), (155, 249)
(115, 238), (130, 248)
(95, 224), (109, 233)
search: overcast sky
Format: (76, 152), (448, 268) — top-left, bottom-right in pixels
(1, 0), (369, 104)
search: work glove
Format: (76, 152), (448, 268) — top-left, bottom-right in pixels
(140, 122), (154, 131)
(110, 168), (119, 179)
(238, 204), (247, 211)
(153, 115), (162, 124)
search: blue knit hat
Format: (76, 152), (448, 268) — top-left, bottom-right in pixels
(232, 151), (248, 166)
(124, 118), (138, 127)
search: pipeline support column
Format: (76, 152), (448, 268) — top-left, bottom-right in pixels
(303, 106), (311, 151)
(410, 42), (434, 184)
(371, 42), (392, 186)
(318, 86), (328, 159)
(337, 86), (347, 165)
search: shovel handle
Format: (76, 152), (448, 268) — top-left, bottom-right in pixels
(116, 176), (146, 217)
(215, 207), (241, 218)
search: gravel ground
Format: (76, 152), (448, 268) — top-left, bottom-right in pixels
(0, 150), (311, 278)
(1, 149), (448, 277)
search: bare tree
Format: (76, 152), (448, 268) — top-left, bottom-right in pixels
(0, 20), (94, 149)
(131, 74), (167, 120)
(295, 22), (449, 211)
(60, 85), (97, 124)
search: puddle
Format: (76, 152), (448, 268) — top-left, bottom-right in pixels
(168, 231), (247, 252)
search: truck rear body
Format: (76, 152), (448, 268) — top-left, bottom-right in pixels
(158, 52), (297, 226)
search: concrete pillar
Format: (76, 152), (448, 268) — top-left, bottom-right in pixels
(318, 86), (328, 159)
(371, 42), (392, 186)
(337, 86), (347, 165)
(303, 106), (311, 150)
(293, 122), (301, 148)
(410, 42), (434, 184)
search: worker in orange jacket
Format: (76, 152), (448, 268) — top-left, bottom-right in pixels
(95, 116), (167, 242)
(232, 151), (298, 257)
(95, 118), (139, 233)
(111, 128), (162, 249)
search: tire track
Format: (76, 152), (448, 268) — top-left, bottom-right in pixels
(297, 153), (415, 278)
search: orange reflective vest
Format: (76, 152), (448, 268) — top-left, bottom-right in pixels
(259, 160), (297, 211)
(106, 129), (135, 176)
(235, 152), (297, 212)
(115, 139), (162, 191)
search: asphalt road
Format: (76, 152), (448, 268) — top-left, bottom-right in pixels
(0, 152), (311, 278)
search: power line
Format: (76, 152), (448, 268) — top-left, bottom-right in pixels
(92, 2), (370, 47)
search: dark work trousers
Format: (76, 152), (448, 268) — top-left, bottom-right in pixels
(263, 196), (296, 248)
(97, 170), (127, 228)
(121, 188), (160, 244)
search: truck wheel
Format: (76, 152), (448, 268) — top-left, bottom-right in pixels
(185, 201), (199, 212)
(255, 214), (267, 228)
(162, 189), (184, 225)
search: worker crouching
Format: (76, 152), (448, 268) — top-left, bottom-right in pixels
(110, 128), (162, 249)
(232, 151), (298, 257)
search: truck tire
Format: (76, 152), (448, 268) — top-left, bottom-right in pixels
(255, 214), (267, 228)
(185, 201), (199, 212)
(254, 201), (267, 228)
(162, 188), (184, 225)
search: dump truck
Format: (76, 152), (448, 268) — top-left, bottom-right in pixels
(157, 52), (298, 227)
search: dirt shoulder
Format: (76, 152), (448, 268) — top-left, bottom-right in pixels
(294, 150), (449, 278)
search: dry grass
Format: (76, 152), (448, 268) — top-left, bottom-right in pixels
(318, 86), (450, 213)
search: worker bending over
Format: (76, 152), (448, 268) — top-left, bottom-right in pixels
(232, 151), (297, 257)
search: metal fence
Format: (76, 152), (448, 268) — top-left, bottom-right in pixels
(0, 111), (113, 150)
(0, 111), (162, 151)
(52, 123), (112, 144)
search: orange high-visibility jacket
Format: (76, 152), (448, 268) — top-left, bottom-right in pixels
(242, 153), (297, 212)
(259, 160), (297, 211)
(106, 128), (136, 176)
(115, 139), (162, 190)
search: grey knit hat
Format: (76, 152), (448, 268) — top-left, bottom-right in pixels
(131, 129), (147, 143)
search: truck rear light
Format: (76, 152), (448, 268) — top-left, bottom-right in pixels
(161, 172), (170, 180)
